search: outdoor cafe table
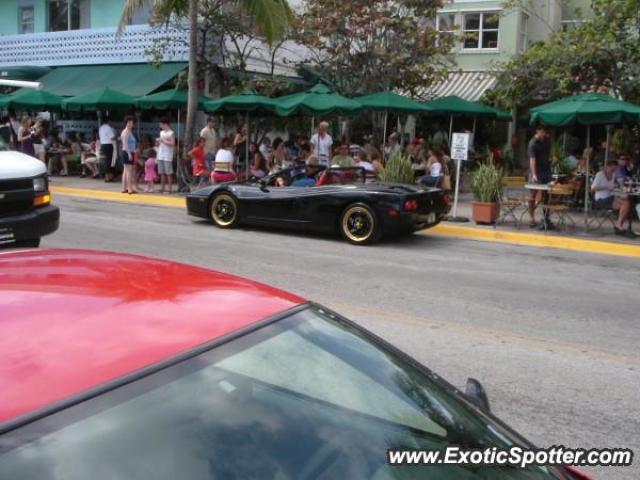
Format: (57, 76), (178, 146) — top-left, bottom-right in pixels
(525, 183), (553, 230)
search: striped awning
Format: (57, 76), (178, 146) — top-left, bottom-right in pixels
(418, 71), (497, 102)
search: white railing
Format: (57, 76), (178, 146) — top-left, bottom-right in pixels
(0, 24), (190, 67)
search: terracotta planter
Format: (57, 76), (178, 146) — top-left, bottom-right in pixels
(472, 201), (500, 225)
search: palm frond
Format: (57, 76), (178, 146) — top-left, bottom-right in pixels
(238, 0), (294, 45)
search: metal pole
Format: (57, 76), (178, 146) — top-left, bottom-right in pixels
(382, 110), (388, 163)
(584, 126), (591, 231)
(246, 112), (250, 180)
(472, 117), (477, 136)
(452, 157), (462, 218)
(604, 127), (610, 165)
(448, 115), (454, 149)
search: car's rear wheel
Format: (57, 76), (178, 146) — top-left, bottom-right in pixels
(209, 193), (240, 228)
(340, 203), (381, 245)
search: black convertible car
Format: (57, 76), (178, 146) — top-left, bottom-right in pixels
(186, 166), (451, 245)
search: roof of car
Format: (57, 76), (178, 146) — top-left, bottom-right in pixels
(0, 249), (305, 425)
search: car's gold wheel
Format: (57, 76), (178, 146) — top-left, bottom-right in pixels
(340, 204), (380, 245)
(209, 193), (239, 228)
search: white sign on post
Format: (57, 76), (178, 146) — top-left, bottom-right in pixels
(451, 132), (470, 161)
(450, 133), (470, 220)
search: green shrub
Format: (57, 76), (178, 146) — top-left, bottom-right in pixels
(471, 162), (503, 203)
(380, 152), (414, 185)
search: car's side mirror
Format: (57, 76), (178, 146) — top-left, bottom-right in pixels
(259, 179), (269, 192)
(465, 378), (491, 414)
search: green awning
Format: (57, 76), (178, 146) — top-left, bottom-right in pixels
(36, 63), (187, 97)
(0, 66), (51, 81)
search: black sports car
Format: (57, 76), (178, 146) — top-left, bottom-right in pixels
(186, 166), (451, 245)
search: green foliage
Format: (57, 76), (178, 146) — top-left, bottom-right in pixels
(379, 152), (415, 185)
(471, 163), (503, 203)
(295, 0), (454, 97)
(487, 0), (640, 109)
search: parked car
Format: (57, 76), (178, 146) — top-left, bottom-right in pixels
(186, 166), (451, 245)
(0, 145), (59, 248)
(0, 249), (591, 479)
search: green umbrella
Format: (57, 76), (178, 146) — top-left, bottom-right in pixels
(203, 91), (276, 113)
(529, 93), (640, 228)
(274, 83), (363, 116)
(63, 87), (136, 112)
(203, 92), (278, 178)
(356, 91), (434, 161)
(0, 89), (64, 111)
(423, 95), (510, 119)
(529, 93), (640, 127)
(136, 89), (210, 110)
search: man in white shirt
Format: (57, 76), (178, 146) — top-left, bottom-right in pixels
(157, 118), (176, 193)
(98, 118), (117, 182)
(310, 121), (333, 166)
(591, 160), (632, 234)
(199, 117), (219, 172)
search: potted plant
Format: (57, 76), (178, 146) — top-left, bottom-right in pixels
(471, 162), (503, 225)
(379, 152), (414, 184)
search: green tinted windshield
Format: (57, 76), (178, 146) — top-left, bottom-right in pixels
(0, 306), (564, 479)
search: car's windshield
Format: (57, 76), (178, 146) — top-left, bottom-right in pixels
(0, 306), (565, 479)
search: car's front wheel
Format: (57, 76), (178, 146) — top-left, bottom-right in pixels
(209, 192), (240, 228)
(339, 203), (381, 245)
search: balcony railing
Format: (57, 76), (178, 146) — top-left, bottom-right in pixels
(0, 24), (190, 67)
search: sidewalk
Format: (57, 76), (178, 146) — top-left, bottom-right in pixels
(50, 177), (640, 258)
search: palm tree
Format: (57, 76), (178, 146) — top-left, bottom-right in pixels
(119, 0), (293, 170)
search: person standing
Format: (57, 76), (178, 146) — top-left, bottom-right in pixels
(99, 118), (117, 182)
(527, 125), (553, 229)
(120, 116), (138, 195)
(157, 118), (176, 193)
(310, 121), (333, 166)
(200, 116), (219, 173)
(17, 116), (35, 157)
(0, 116), (16, 148)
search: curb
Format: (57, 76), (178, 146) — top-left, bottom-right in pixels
(52, 185), (640, 259)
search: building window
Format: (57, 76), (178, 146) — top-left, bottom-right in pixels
(560, 20), (584, 32)
(520, 12), (529, 52)
(436, 13), (456, 46)
(462, 12), (500, 50)
(19, 6), (35, 34)
(47, 0), (90, 32)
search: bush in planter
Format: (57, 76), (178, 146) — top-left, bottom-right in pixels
(470, 163), (503, 224)
(379, 152), (414, 184)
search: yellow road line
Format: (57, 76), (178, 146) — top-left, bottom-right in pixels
(427, 224), (640, 258)
(52, 186), (184, 208)
(52, 185), (640, 258)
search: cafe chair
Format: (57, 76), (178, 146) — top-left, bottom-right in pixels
(588, 195), (618, 232)
(495, 176), (527, 229)
(542, 184), (576, 231)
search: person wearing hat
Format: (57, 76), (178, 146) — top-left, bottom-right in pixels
(200, 117), (219, 173)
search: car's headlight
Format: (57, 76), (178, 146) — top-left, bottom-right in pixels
(33, 177), (47, 193)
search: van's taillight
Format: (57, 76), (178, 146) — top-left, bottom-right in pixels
(443, 194), (452, 206)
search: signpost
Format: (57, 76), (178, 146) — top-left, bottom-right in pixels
(449, 132), (470, 222)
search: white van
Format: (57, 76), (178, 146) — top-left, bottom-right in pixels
(0, 145), (59, 247)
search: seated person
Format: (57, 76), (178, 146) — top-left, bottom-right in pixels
(332, 144), (353, 167)
(417, 149), (444, 187)
(65, 133), (83, 173)
(591, 160), (632, 234)
(46, 132), (70, 176)
(80, 132), (100, 178)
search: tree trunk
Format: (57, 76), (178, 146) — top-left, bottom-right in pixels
(184, 0), (199, 153)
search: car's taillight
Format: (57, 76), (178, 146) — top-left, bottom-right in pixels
(443, 194), (452, 206)
(564, 466), (593, 480)
(403, 200), (418, 211)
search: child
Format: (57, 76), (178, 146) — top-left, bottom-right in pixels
(144, 149), (159, 193)
(189, 138), (209, 188)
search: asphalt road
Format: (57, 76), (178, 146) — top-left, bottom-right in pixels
(44, 194), (640, 479)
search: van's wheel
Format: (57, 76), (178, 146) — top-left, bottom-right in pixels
(339, 203), (381, 245)
(12, 238), (40, 248)
(209, 192), (240, 228)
